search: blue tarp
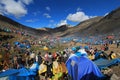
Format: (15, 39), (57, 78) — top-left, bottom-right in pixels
(19, 44), (26, 48)
(95, 51), (103, 59)
(26, 45), (31, 48)
(14, 41), (20, 45)
(66, 56), (104, 80)
(0, 64), (39, 80)
(94, 58), (120, 70)
(14, 41), (31, 49)
(0, 69), (19, 77)
(29, 62), (39, 76)
(17, 68), (30, 76)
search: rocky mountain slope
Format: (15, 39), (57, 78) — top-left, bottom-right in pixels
(0, 7), (120, 37)
(83, 7), (120, 35)
(0, 15), (49, 37)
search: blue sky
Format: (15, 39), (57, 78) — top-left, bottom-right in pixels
(0, 0), (120, 29)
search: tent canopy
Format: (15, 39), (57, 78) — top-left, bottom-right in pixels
(66, 56), (104, 80)
(94, 58), (120, 70)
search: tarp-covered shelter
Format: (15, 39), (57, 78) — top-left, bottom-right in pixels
(66, 55), (104, 80)
(0, 64), (39, 80)
(94, 58), (120, 70)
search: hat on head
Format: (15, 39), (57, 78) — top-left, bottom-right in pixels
(84, 46), (89, 50)
(77, 49), (88, 57)
(72, 47), (77, 52)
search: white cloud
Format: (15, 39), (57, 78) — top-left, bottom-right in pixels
(33, 12), (37, 16)
(20, 0), (33, 5)
(57, 20), (67, 27)
(67, 11), (89, 22)
(104, 12), (109, 16)
(43, 13), (51, 18)
(25, 19), (38, 22)
(77, 7), (82, 12)
(0, 12), (3, 15)
(50, 20), (54, 23)
(48, 24), (52, 27)
(0, 5), (4, 15)
(89, 15), (97, 18)
(0, 0), (33, 18)
(46, 6), (50, 11)
(65, 8), (71, 12)
(32, 11), (40, 16)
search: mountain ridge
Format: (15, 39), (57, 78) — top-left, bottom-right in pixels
(0, 7), (120, 37)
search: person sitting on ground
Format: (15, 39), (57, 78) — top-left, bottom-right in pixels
(100, 51), (108, 59)
(104, 43), (109, 51)
(117, 42), (119, 48)
(109, 51), (117, 59)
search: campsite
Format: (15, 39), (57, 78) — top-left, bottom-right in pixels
(0, 19), (120, 80)
(0, 0), (120, 80)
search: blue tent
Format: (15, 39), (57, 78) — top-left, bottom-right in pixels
(0, 65), (39, 80)
(94, 58), (120, 70)
(14, 41), (20, 45)
(15, 68), (31, 80)
(0, 69), (19, 77)
(0, 69), (19, 80)
(26, 45), (31, 48)
(29, 62), (39, 76)
(19, 43), (26, 48)
(66, 56), (104, 80)
(66, 55), (79, 80)
(17, 68), (30, 76)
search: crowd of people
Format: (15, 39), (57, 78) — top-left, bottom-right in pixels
(0, 26), (120, 80)
(0, 40), (118, 80)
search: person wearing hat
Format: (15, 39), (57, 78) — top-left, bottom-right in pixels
(71, 46), (88, 58)
(77, 48), (88, 57)
(68, 47), (77, 58)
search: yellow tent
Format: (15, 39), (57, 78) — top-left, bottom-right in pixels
(43, 46), (49, 51)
